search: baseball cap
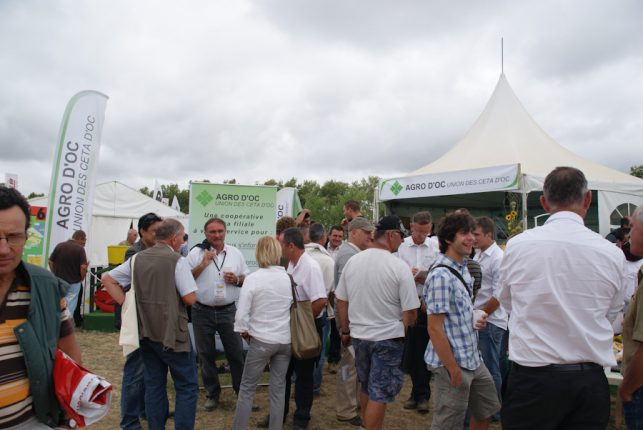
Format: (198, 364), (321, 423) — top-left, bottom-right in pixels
(348, 217), (374, 232)
(375, 215), (406, 236)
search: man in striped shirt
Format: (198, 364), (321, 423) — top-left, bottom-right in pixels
(0, 186), (81, 428)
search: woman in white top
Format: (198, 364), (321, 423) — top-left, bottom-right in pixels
(232, 236), (293, 430)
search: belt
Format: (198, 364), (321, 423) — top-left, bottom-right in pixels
(513, 362), (602, 372)
(195, 302), (235, 310)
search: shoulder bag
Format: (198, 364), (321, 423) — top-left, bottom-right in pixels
(289, 274), (322, 360)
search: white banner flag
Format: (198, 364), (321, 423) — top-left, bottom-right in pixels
(44, 91), (108, 265)
(276, 187), (302, 220)
(170, 195), (181, 212)
(153, 179), (163, 202)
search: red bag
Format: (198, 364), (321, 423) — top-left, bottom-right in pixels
(53, 349), (112, 428)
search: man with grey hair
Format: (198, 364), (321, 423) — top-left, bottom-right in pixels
(488, 166), (626, 429)
(304, 223), (336, 395)
(332, 217), (374, 427)
(619, 204), (643, 428)
(102, 218), (199, 430)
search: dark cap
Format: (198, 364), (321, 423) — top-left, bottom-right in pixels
(376, 215), (406, 236)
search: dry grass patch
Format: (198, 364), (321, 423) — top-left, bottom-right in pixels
(77, 329), (624, 429)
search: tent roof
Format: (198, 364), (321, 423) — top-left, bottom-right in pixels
(411, 74), (643, 193)
(29, 181), (187, 219)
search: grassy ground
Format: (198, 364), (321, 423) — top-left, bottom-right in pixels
(77, 329), (626, 429)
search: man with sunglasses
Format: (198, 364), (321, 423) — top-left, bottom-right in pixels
(336, 215), (419, 429)
(0, 186), (82, 428)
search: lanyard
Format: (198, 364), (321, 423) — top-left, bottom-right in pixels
(212, 249), (227, 275)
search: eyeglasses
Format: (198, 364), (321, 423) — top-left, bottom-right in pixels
(0, 233), (27, 246)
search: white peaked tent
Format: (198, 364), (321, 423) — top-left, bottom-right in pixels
(30, 181), (189, 266)
(379, 74), (643, 235)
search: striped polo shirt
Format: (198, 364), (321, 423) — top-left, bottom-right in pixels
(0, 267), (73, 427)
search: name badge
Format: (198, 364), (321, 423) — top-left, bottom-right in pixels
(215, 280), (226, 301)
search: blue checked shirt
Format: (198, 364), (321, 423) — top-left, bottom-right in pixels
(423, 254), (481, 371)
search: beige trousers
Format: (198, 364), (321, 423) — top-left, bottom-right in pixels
(335, 338), (360, 420)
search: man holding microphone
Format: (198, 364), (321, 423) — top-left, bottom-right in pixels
(187, 218), (250, 411)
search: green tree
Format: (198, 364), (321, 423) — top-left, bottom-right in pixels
(161, 184), (190, 213)
(284, 178), (298, 188)
(631, 165), (643, 178)
(27, 192), (45, 199)
(139, 186), (152, 197)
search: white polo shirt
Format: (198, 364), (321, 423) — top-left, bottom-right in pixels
(495, 211), (627, 367)
(305, 243), (336, 318)
(187, 243), (250, 306)
(473, 241), (508, 330)
(287, 252), (327, 318)
(396, 235), (440, 296)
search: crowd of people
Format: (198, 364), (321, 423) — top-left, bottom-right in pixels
(0, 165), (642, 429)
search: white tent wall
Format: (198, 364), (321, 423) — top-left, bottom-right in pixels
(598, 191), (643, 236)
(29, 181), (188, 267)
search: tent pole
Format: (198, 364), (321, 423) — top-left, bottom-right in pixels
(373, 186), (380, 221)
(522, 191), (528, 231)
(519, 173), (528, 231)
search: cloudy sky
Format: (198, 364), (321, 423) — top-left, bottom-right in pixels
(1, 0), (642, 195)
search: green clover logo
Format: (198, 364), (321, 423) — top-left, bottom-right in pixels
(196, 190), (214, 207)
(390, 181), (403, 196)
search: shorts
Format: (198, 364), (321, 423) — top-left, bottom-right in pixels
(352, 337), (405, 403)
(431, 363), (500, 428)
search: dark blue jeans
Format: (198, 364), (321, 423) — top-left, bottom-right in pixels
(140, 339), (198, 430)
(120, 349), (145, 430)
(624, 387), (643, 430)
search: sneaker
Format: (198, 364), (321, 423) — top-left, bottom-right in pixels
(256, 415), (270, 428)
(204, 397), (218, 411)
(328, 362), (338, 374)
(338, 415), (362, 427)
(403, 396), (417, 410)
(416, 399), (429, 414)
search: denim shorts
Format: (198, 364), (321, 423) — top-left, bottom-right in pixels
(353, 337), (405, 403)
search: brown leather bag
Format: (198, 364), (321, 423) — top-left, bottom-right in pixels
(289, 275), (321, 360)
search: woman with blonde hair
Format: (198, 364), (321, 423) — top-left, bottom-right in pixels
(232, 236), (292, 430)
